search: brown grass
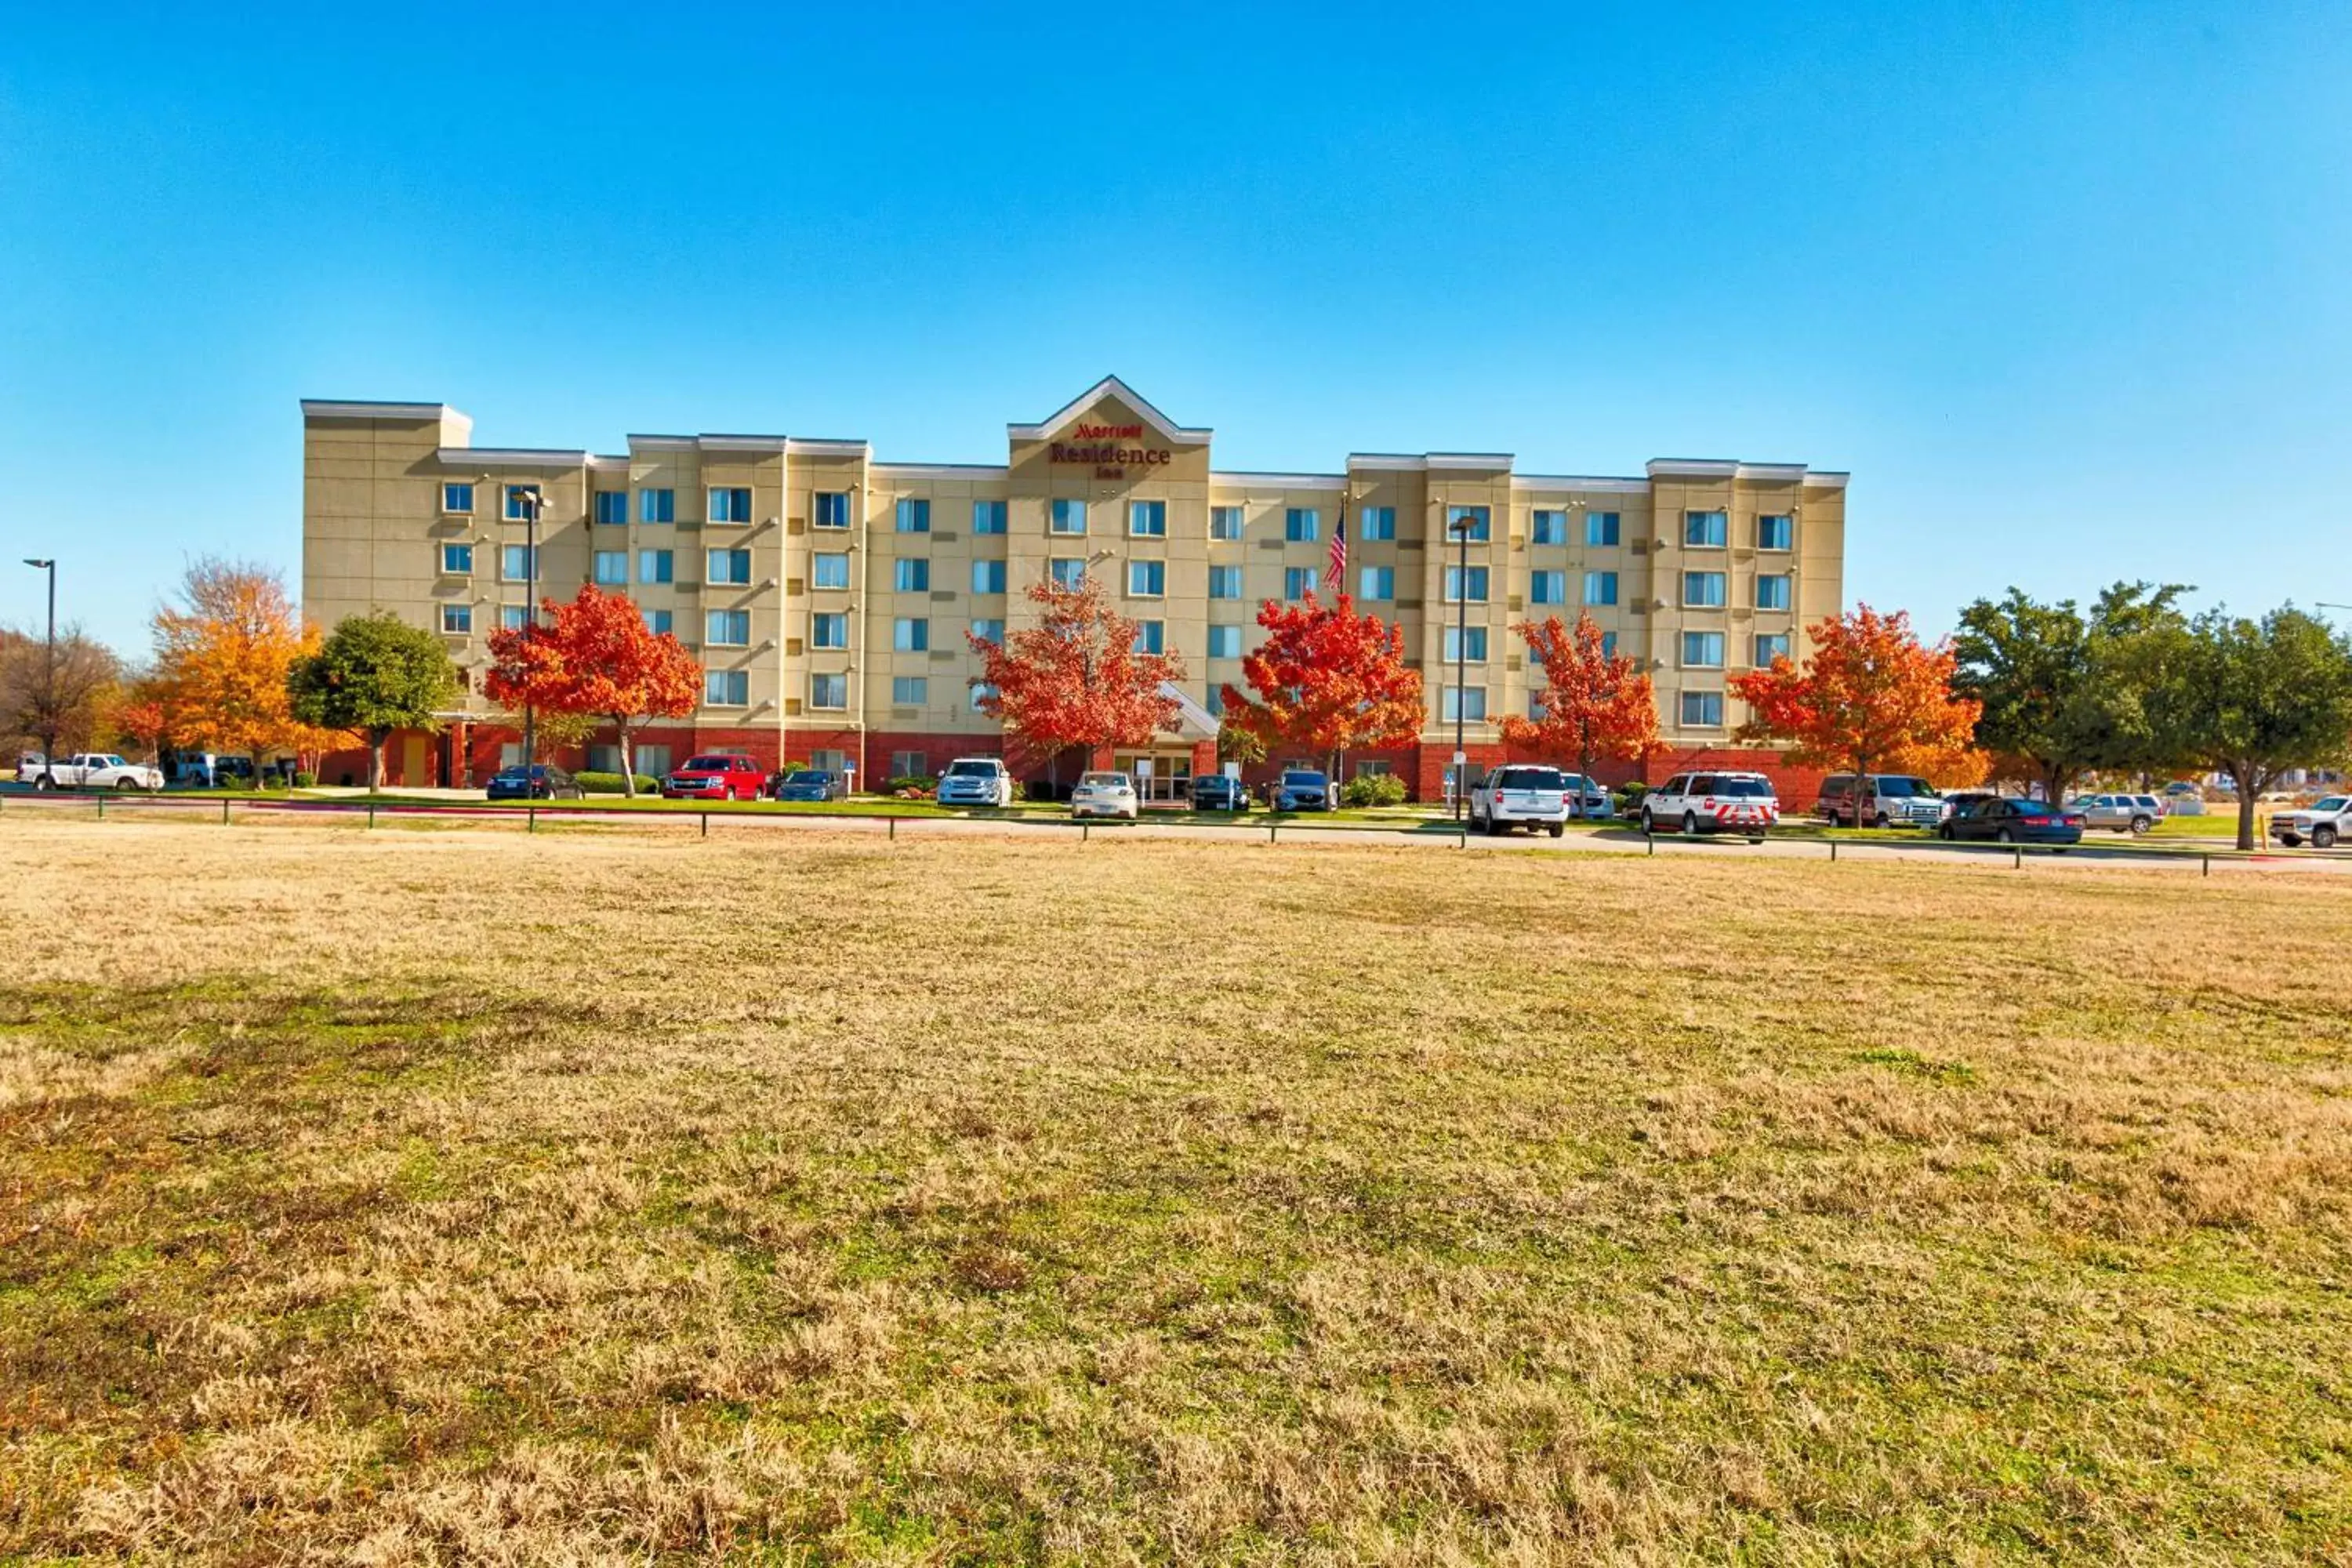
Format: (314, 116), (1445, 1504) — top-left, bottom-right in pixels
(2, 815), (2350, 1565)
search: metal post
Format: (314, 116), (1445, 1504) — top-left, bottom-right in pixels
(222, 799), (230, 826)
(521, 488), (539, 778)
(529, 806), (538, 834)
(96, 793), (104, 821)
(1450, 514), (1470, 821)
(21, 558), (55, 777)
(2013, 844), (2022, 869)
(700, 811), (708, 838)
(888, 815), (897, 840)
(1830, 839), (1838, 862)
(2203, 853), (2211, 877)
(1081, 821), (1090, 842)
(1269, 821), (1277, 844)
(367, 802), (376, 829)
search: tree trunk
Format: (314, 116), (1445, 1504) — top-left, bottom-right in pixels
(1577, 729), (1594, 820)
(368, 729), (387, 793)
(617, 723), (637, 798)
(2233, 765), (2257, 851)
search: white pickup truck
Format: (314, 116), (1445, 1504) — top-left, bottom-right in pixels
(2270, 794), (2351, 850)
(33, 753), (165, 792)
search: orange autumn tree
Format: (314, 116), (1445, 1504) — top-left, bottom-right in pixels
(484, 585), (701, 796)
(113, 698), (169, 765)
(151, 558), (340, 767)
(1730, 605), (1983, 807)
(969, 575), (1184, 786)
(1499, 612), (1659, 812)
(1219, 593), (1424, 780)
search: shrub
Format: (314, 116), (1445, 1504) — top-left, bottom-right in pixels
(575, 771), (662, 795)
(292, 771), (318, 789)
(1341, 773), (1408, 808)
(882, 775), (935, 799)
(1613, 782), (1651, 809)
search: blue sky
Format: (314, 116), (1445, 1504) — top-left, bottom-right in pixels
(4, 2), (2347, 653)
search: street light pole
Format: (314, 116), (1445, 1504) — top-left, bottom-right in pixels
(519, 488), (539, 780)
(1449, 514), (1472, 821)
(21, 557), (55, 776)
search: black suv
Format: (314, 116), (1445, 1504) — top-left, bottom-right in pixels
(1190, 775), (1250, 811)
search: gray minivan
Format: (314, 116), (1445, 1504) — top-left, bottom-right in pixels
(1816, 773), (1944, 829)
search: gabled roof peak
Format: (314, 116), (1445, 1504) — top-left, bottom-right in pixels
(1007, 376), (1211, 445)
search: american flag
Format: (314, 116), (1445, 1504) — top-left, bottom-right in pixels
(1327, 504), (1348, 592)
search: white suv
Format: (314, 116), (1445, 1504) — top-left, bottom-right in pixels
(1640, 771), (1779, 841)
(1468, 764), (1570, 837)
(935, 756), (1015, 808)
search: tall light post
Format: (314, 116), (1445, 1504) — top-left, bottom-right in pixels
(1447, 512), (1475, 820)
(514, 487), (543, 777)
(21, 557), (55, 775)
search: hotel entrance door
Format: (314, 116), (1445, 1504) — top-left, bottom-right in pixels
(1115, 751), (1193, 804)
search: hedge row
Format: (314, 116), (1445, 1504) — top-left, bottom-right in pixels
(575, 771), (663, 794)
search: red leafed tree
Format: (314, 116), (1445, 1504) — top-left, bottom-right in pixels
(1729, 605), (1983, 804)
(1498, 612), (1658, 811)
(1219, 593), (1424, 779)
(969, 575), (1185, 781)
(113, 698), (170, 766)
(485, 586), (702, 796)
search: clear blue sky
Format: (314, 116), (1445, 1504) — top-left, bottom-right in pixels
(4, 2), (2347, 654)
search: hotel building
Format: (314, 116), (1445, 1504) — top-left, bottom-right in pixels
(300, 377), (1846, 797)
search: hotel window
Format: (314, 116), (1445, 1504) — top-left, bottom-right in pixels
(1049, 557), (1086, 588)
(643, 608), (673, 636)
(1359, 564), (1395, 601)
(1530, 569), (1566, 605)
(894, 558), (929, 593)
(1443, 564), (1490, 603)
(1682, 571), (1727, 608)
(636, 744), (672, 776)
(970, 618), (1005, 644)
(1127, 559), (1165, 597)
(892, 676), (928, 706)
(1284, 507), (1319, 542)
(1756, 573), (1792, 611)
(441, 482), (474, 514)
(972, 499), (1007, 535)
(811, 612), (848, 649)
(1755, 632), (1791, 666)
(1443, 626), (1489, 662)
(1205, 685), (1225, 716)
(1683, 510), (1728, 548)
(893, 617), (929, 652)
(438, 604), (472, 634)
(708, 549), (752, 586)
(704, 669), (749, 706)
(503, 485), (542, 521)
(1129, 499), (1166, 537)
(1441, 686), (1488, 723)
(1583, 570), (1617, 606)
(890, 749), (928, 778)
(1586, 510), (1621, 547)
(639, 488), (675, 524)
(1359, 505), (1396, 541)
(707, 609), (750, 647)
(1682, 630), (1726, 668)
(969, 682), (997, 712)
(809, 672), (848, 710)
(1758, 514), (1793, 551)
(501, 605), (528, 632)
(895, 498), (930, 533)
(1208, 564), (1243, 600)
(637, 548), (673, 584)
(812, 552), (849, 590)
(1050, 498), (1088, 535)
(1207, 624), (1243, 659)
(709, 487), (753, 524)
(1209, 505), (1244, 540)
(1284, 566), (1317, 601)
(441, 543), (474, 575)
(1134, 619), (1165, 655)
(1530, 510), (1568, 546)
(1680, 690), (1725, 728)
(1447, 505), (1491, 541)
(813, 491), (849, 529)
(594, 490), (628, 525)
(593, 550), (629, 586)
(1602, 631), (1619, 658)
(971, 559), (1007, 594)
(501, 544), (536, 582)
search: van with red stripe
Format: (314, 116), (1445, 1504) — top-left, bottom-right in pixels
(1639, 771), (1778, 842)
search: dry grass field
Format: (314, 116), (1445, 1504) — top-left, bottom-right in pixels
(2, 815), (2349, 1566)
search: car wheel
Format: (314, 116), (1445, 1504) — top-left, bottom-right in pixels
(33, 775), (53, 792)
(1640, 809), (1655, 834)
(1548, 822), (1564, 838)
(2314, 826), (2339, 850)
(1996, 827), (2016, 844)
(115, 778), (140, 791)
(1937, 824), (1955, 841)
(1682, 811), (1700, 837)
(1871, 812), (1890, 829)
(2281, 833), (2302, 848)
(2129, 815), (2151, 835)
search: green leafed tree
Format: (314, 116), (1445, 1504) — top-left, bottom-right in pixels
(286, 612), (462, 791)
(2138, 606), (2352, 851)
(1952, 581), (2188, 803)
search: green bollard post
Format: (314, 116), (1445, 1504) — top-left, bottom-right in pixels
(528, 807), (537, 834)
(700, 811), (707, 838)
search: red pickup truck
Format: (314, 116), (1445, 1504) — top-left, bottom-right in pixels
(660, 754), (765, 801)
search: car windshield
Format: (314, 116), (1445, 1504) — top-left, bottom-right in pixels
(682, 756), (733, 771)
(1716, 779), (1774, 797)
(1282, 771), (1327, 789)
(945, 760), (995, 777)
(790, 771), (832, 785)
(1876, 777), (1935, 797)
(2314, 797), (2349, 813)
(1079, 773), (1127, 788)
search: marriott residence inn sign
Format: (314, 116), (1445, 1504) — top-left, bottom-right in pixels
(1049, 422), (1172, 478)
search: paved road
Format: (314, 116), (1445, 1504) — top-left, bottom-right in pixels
(5, 789), (2345, 877)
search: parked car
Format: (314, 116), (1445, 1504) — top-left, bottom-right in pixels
(172, 753), (258, 789)
(2068, 793), (2162, 835)
(1937, 797), (2082, 847)
(32, 753), (165, 792)
(1557, 772), (1614, 818)
(1640, 771), (1778, 841)
(487, 764), (584, 801)
(2270, 795), (2352, 849)
(662, 754), (765, 800)
(771, 769), (846, 802)
(1070, 771), (1139, 820)
(16, 752), (45, 779)
(1190, 774), (1250, 812)
(936, 756), (1016, 808)
(1272, 768), (1331, 811)
(1816, 773), (1944, 829)
(1939, 790), (2002, 822)
(1468, 764), (1570, 837)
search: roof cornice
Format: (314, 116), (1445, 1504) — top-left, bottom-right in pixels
(1008, 375), (1211, 445)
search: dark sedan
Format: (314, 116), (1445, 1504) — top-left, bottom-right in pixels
(1272, 769), (1331, 811)
(771, 769), (846, 802)
(486, 764), (585, 801)
(1189, 774), (1250, 812)
(1938, 797), (2082, 847)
